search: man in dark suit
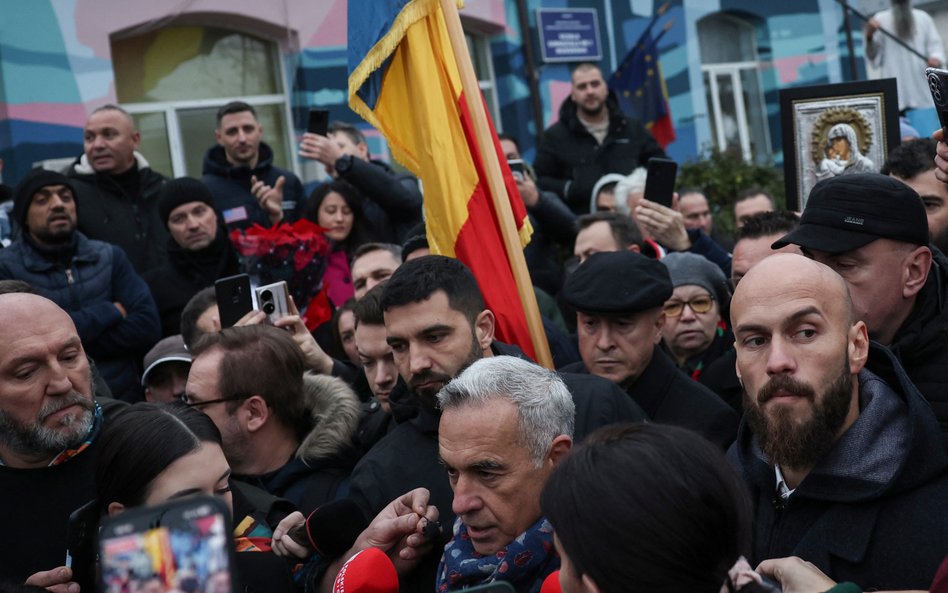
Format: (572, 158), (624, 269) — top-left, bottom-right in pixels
(560, 250), (738, 448)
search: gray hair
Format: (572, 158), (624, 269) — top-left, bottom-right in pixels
(437, 356), (575, 467)
(614, 167), (648, 217)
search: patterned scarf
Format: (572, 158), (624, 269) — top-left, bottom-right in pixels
(437, 516), (558, 593)
(48, 402), (103, 466)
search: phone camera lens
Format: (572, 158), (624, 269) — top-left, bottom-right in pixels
(260, 290), (274, 315)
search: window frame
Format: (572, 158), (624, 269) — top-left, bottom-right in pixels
(114, 26), (298, 179)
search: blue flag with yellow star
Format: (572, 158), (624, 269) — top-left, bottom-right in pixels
(608, 27), (675, 148)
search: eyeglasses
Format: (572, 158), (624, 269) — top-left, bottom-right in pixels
(663, 295), (715, 317)
(182, 394), (250, 408)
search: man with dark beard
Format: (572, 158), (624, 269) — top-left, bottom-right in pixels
(0, 169), (160, 401)
(728, 253), (948, 591)
(344, 255), (645, 593)
(865, 0), (944, 113)
(0, 293), (125, 592)
(533, 63), (666, 214)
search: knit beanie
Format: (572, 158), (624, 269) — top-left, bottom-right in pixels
(661, 252), (731, 309)
(13, 169), (76, 228)
(157, 177), (216, 228)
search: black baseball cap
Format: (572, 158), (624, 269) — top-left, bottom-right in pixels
(773, 173), (929, 253)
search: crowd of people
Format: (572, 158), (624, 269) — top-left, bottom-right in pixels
(3, 45), (948, 593)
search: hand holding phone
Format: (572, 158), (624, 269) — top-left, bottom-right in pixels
(644, 157), (678, 208)
(215, 274), (254, 328)
(308, 109), (329, 136)
(255, 281), (290, 325)
(927, 67), (948, 137)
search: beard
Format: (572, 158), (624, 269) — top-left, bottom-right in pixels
(892, 1), (914, 38)
(32, 212), (76, 246)
(410, 331), (483, 414)
(578, 99), (606, 119)
(743, 359), (854, 472)
(0, 391), (95, 458)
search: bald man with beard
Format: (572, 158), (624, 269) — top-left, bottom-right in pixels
(728, 254), (948, 590)
(0, 294), (124, 592)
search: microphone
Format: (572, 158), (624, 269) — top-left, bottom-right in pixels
(333, 547), (399, 593)
(540, 570), (562, 593)
(288, 499), (369, 557)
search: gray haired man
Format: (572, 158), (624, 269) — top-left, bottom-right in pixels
(437, 355), (573, 593)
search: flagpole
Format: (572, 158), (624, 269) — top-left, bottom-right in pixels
(439, 0), (554, 369)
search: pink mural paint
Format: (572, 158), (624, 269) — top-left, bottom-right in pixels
(306, 0), (346, 47)
(772, 54), (828, 84)
(547, 80), (572, 126)
(2, 103), (89, 128)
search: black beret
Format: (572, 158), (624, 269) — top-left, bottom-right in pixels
(158, 177), (216, 228)
(563, 251), (672, 314)
(13, 169), (76, 228)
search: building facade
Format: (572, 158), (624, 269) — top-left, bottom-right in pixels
(0, 0), (943, 186)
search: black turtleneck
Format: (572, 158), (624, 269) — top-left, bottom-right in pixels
(108, 162), (141, 200)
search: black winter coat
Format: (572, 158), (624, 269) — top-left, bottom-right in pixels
(142, 229), (241, 337)
(890, 247), (948, 452)
(67, 154), (169, 275)
(561, 346), (739, 449)
(202, 143), (304, 231)
(729, 343), (948, 590)
(533, 93), (666, 214)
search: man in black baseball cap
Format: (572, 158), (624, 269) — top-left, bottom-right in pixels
(774, 173), (948, 449)
(560, 251), (738, 448)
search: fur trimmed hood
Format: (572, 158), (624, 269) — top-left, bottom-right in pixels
(297, 372), (362, 463)
(72, 151), (152, 176)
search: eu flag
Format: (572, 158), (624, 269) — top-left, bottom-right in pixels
(608, 28), (675, 148)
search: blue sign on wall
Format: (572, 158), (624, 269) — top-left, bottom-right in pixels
(537, 8), (602, 63)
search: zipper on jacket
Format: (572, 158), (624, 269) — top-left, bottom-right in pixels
(65, 269), (74, 284)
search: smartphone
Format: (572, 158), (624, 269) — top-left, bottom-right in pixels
(507, 159), (526, 182)
(215, 273), (254, 328)
(307, 108), (330, 136)
(99, 496), (236, 593)
(644, 157), (678, 208)
(65, 500), (98, 590)
(255, 281), (290, 324)
(926, 67), (948, 136)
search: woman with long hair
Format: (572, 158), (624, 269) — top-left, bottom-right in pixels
(94, 403), (296, 593)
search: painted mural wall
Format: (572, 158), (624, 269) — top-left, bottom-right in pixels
(0, 0), (877, 186)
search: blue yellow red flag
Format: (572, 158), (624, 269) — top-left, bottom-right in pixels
(348, 0), (537, 359)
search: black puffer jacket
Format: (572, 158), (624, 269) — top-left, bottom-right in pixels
(533, 92), (665, 214)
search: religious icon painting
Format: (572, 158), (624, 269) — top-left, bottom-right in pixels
(780, 78), (899, 210)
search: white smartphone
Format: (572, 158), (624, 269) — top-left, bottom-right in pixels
(254, 281), (290, 324)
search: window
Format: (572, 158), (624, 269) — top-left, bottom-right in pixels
(465, 31), (502, 128)
(112, 26), (295, 178)
(697, 14), (770, 163)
